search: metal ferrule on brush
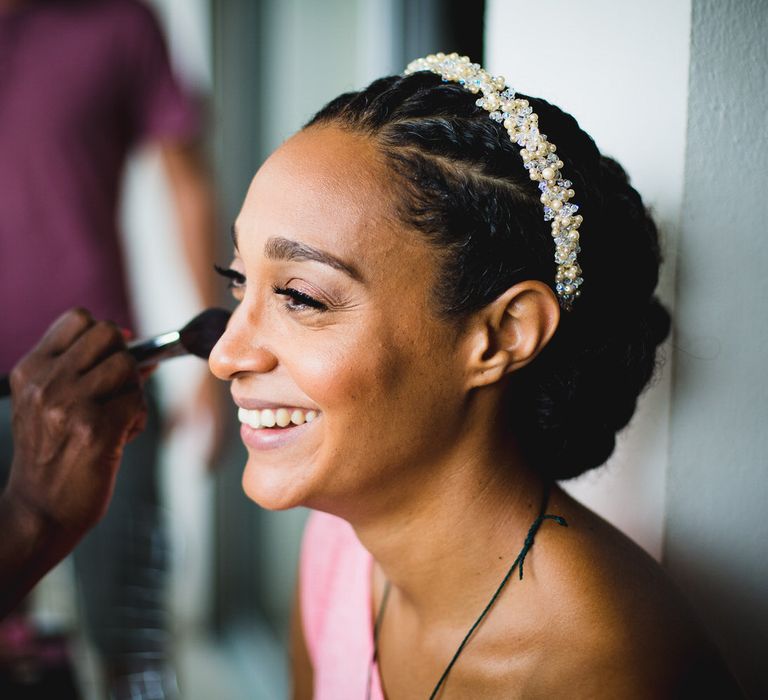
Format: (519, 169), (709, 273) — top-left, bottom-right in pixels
(128, 331), (186, 367)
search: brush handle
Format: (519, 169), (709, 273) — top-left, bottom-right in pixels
(0, 330), (191, 398)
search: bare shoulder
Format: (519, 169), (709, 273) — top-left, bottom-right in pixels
(518, 487), (743, 698)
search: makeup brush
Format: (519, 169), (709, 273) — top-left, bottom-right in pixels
(0, 307), (231, 397)
(126, 307), (231, 367)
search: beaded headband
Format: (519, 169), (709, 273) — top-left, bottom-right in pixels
(405, 53), (584, 310)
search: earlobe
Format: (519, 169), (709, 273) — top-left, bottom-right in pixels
(464, 281), (560, 389)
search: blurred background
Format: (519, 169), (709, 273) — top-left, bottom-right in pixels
(9, 0), (767, 698)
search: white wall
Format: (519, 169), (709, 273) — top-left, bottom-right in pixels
(664, 1), (768, 695)
(486, 0), (692, 559)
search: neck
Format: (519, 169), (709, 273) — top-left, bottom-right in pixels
(349, 418), (548, 628)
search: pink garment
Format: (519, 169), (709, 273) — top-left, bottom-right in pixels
(300, 509), (385, 700)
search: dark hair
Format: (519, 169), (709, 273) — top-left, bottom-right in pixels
(307, 72), (671, 480)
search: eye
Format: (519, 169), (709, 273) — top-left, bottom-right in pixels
(272, 284), (328, 312)
(214, 264), (246, 290)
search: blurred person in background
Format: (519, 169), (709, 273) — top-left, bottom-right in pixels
(0, 0), (219, 697)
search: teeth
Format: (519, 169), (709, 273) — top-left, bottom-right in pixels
(238, 406), (261, 429)
(275, 408), (291, 427)
(238, 406), (318, 428)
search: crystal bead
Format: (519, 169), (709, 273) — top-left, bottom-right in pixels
(405, 52), (585, 308)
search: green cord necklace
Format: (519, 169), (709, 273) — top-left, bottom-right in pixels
(365, 494), (568, 699)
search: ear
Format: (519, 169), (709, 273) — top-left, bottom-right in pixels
(463, 281), (560, 390)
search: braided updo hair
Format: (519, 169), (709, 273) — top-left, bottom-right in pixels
(307, 71), (671, 480)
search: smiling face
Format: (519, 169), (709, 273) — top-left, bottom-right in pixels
(209, 126), (479, 517)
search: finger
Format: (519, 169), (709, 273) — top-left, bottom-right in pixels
(125, 401), (149, 443)
(80, 349), (141, 400)
(63, 320), (125, 374)
(138, 363), (158, 383)
(33, 308), (95, 357)
(100, 387), (148, 446)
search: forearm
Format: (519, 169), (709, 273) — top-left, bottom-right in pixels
(0, 491), (78, 619)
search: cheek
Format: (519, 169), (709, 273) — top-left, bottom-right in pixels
(293, 336), (403, 413)
(298, 322), (459, 440)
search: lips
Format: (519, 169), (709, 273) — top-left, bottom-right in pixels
(237, 406), (319, 451)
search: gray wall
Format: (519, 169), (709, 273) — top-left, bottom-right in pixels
(665, 0), (768, 696)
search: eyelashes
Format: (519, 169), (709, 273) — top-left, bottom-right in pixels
(214, 264), (245, 288)
(271, 285), (327, 311)
(213, 264), (328, 312)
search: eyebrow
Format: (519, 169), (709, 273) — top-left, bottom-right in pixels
(265, 236), (363, 281)
(230, 225), (363, 281)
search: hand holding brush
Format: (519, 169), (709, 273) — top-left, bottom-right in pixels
(0, 307), (231, 398)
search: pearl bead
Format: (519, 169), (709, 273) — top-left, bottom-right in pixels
(405, 52), (585, 307)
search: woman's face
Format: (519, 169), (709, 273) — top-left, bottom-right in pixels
(209, 126), (473, 516)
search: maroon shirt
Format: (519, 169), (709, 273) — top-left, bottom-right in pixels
(0, 0), (198, 372)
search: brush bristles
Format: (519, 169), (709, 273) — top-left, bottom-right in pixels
(179, 308), (231, 359)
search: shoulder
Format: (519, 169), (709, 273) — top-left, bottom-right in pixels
(520, 489), (742, 697)
(96, 0), (162, 28)
(66, 0), (162, 32)
(75, 0), (165, 56)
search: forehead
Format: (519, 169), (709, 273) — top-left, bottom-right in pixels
(236, 126), (408, 264)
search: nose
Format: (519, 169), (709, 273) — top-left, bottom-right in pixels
(209, 303), (278, 381)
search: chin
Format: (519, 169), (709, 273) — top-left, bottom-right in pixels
(240, 455), (313, 511)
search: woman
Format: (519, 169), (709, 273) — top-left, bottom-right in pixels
(209, 54), (740, 698)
